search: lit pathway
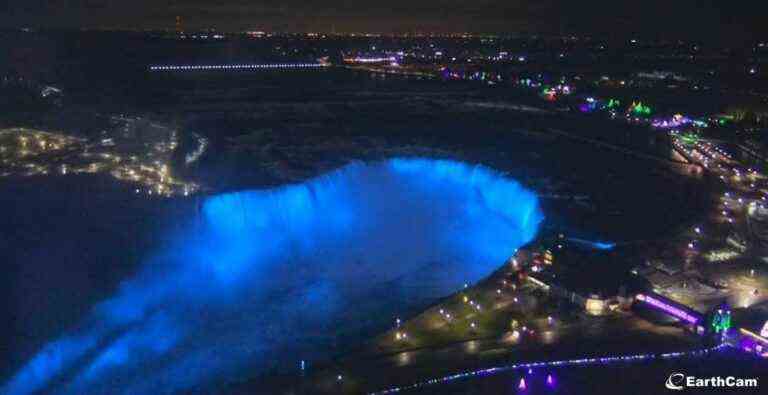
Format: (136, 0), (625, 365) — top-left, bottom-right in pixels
(369, 344), (729, 394)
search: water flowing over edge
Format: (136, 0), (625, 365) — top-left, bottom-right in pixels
(3, 157), (543, 395)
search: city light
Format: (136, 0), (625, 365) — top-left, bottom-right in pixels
(628, 101), (652, 116)
(370, 345), (727, 394)
(710, 308), (731, 334)
(740, 328), (768, 346)
(149, 63), (329, 71)
(0, 125), (200, 197)
(343, 56), (398, 64)
(635, 294), (701, 324)
(652, 114), (691, 129)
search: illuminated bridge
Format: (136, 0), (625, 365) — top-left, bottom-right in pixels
(740, 325), (768, 357)
(148, 63), (330, 72)
(635, 292), (704, 327)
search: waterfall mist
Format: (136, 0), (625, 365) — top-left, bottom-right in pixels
(3, 158), (542, 394)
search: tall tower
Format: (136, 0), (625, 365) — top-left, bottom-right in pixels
(175, 16), (184, 34)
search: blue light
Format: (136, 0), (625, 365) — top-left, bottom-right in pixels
(565, 237), (616, 250)
(591, 241), (616, 250)
(2, 158), (542, 394)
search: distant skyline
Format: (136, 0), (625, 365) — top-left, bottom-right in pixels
(1, 1), (765, 43)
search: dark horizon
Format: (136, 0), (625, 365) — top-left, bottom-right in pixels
(2, 1), (766, 44)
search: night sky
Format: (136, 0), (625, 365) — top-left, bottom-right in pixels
(1, 1), (765, 41)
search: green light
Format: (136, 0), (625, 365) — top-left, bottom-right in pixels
(541, 86), (557, 100)
(629, 101), (652, 117)
(710, 309), (731, 333)
(680, 133), (699, 145)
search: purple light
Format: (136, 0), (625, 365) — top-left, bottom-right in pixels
(369, 344), (727, 394)
(518, 377), (527, 390)
(344, 56), (397, 64)
(635, 294), (700, 324)
(651, 115), (691, 129)
(546, 374), (554, 386)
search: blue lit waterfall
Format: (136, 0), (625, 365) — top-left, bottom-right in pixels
(3, 158), (542, 395)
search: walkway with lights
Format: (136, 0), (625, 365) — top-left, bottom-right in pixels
(634, 292), (703, 325)
(148, 63), (330, 72)
(369, 344), (729, 394)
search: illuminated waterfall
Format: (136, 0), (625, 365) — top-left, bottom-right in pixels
(3, 158), (542, 395)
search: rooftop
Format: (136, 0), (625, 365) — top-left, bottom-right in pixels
(534, 245), (650, 298)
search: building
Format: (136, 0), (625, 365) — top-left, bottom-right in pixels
(734, 305), (768, 357)
(527, 246), (649, 315)
(746, 203), (768, 253)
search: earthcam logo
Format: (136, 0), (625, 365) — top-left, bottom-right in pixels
(666, 372), (758, 390)
(666, 373), (686, 390)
